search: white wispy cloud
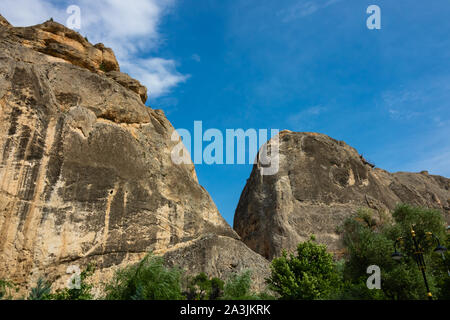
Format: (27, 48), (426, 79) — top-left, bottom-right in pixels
(278, 0), (342, 22)
(0, 0), (186, 98)
(122, 58), (188, 97)
(383, 89), (423, 120)
(0, 0), (61, 26)
(191, 53), (201, 62)
(404, 149), (450, 178)
(381, 77), (450, 125)
(287, 105), (327, 129)
(381, 77), (450, 177)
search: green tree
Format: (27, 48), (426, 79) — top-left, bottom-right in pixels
(103, 254), (183, 300)
(222, 270), (263, 300)
(266, 236), (340, 300)
(210, 277), (225, 300)
(339, 205), (448, 300)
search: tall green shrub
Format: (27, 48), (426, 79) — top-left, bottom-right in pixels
(49, 264), (95, 300)
(266, 236), (340, 300)
(222, 270), (263, 300)
(103, 254), (183, 300)
(184, 272), (224, 300)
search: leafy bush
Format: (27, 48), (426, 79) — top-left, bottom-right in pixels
(0, 279), (16, 300)
(332, 279), (386, 300)
(221, 270), (264, 300)
(183, 270), (275, 300)
(266, 236), (341, 300)
(103, 254), (183, 300)
(210, 277), (225, 300)
(49, 264), (95, 300)
(183, 272), (224, 300)
(99, 62), (108, 72)
(28, 277), (52, 300)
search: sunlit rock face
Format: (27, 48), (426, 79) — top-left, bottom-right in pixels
(0, 15), (270, 293)
(234, 130), (450, 260)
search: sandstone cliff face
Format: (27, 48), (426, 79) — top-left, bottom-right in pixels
(234, 131), (450, 260)
(0, 16), (268, 292)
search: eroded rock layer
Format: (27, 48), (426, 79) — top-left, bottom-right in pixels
(234, 131), (450, 260)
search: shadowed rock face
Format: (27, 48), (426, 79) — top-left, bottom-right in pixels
(234, 131), (450, 260)
(0, 16), (269, 293)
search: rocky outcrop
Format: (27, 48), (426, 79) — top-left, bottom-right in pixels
(106, 71), (148, 104)
(5, 19), (119, 73)
(0, 16), (148, 104)
(0, 16), (268, 292)
(0, 14), (10, 27)
(234, 131), (450, 260)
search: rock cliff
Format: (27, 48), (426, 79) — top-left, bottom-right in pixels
(0, 15), (269, 292)
(234, 131), (450, 260)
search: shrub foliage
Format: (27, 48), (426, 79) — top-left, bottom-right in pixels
(267, 236), (340, 299)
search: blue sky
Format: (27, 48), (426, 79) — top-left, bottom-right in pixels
(2, 1), (450, 226)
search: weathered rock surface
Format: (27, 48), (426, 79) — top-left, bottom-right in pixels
(161, 234), (270, 292)
(0, 14), (10, 27)
(234, 131), (450, 260)
(0, 16), (268, 293)
(0, 15), (148, 104)
(106, 71), (148, 104)
(5, 18), (119, 73)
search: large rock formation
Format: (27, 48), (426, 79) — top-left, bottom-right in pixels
(234, 131), (450, 260)
(0, 15), (268, 293)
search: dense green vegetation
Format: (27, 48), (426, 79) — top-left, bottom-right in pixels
(1, 204), (448, 300)
(266, 204), (449, 300)
(183, 272), (224, 300)
(267, 236), (340, 299)
(49, 265), (95, 300)
(104, 255), (184, 300)
(3, 253), (270, 300)
(335, 204), (449, 300)
(221, 270), (274, 300)
(0, 279), (16, 300)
